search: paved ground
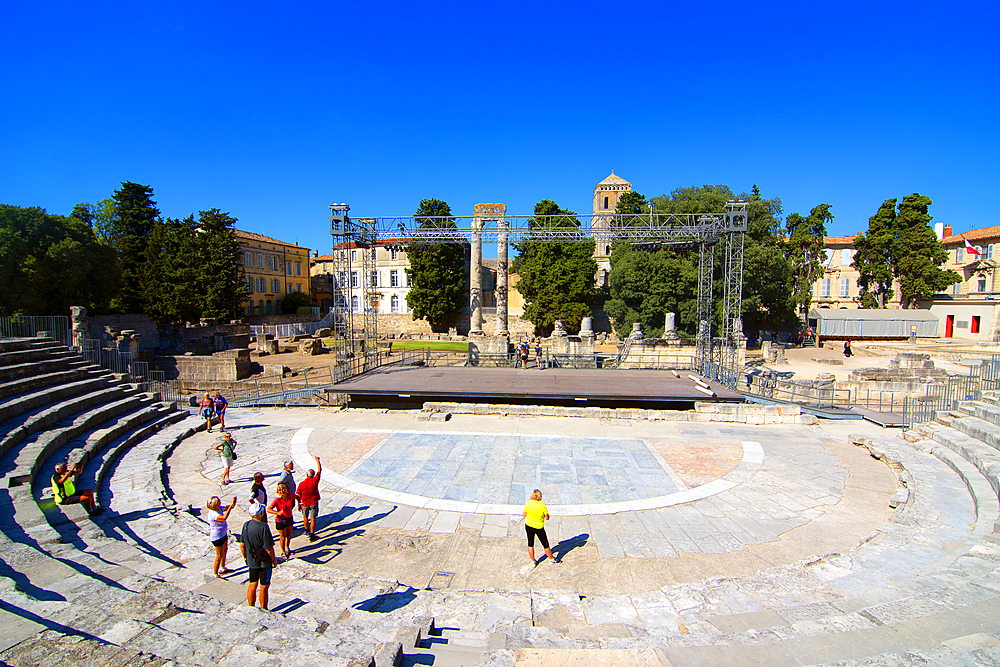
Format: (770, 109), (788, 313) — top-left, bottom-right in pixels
(167, 407), (897, 597)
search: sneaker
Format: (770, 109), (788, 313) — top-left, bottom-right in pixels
(308, 534), (317, 542)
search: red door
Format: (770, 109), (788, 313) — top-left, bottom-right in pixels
(946, 315), (954, 338)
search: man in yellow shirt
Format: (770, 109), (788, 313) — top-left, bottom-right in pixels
(523, 489), (558, 566)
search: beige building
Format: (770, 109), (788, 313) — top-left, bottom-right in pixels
(236, 230), (310, 316)
(811, 235), (903, 310)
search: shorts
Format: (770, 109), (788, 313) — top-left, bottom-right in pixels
(302, 503), (318, 520)
(200, 408), (213, 419)
(211, 536), (227, 547)
(220, 455), (232, 468)
(525, 525), (549, 549)
(247, 567), (272, 585)
(275, 516), (293, 531)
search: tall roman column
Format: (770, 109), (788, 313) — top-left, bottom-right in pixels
(470, 213), (483, 334)
(497, 213), (509, 335)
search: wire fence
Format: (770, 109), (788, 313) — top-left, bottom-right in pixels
(901, 355), (1000, 429)
(249, 310), (337, 340)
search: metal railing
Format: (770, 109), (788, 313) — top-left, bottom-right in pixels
(902, 355), (1000, 428)
(249, 309), (337, 340)
(0, 316), (71, 346)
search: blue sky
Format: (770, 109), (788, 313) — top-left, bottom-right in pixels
(2, 2), (997, 256)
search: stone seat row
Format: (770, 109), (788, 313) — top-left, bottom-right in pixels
(0, 338), (431, 665)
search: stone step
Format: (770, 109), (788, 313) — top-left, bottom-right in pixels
(5, 391), (145, 488)
(0, 374), (116, 424)
(947, 414), (1000, 455)
(0, 356), (91, 384)
(0, 345), (76, 368)
(0, 365), (106, 402)
(928, 427), (1000, 501)
(0, 384), (130, 461)
(958, 399), (1000, 430)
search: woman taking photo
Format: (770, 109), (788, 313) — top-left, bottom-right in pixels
(206, 495), (237, 578)
(268, 482), (298, 560)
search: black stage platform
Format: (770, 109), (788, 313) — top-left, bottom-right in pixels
(335, 365), (744, 410)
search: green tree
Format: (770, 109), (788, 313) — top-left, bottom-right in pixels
(145, 215), (200, 323)
(278, 290), (312, 314)
(852, 199), (897, 308)
(892, 194), (959, 307)
(512, 200), (597, 333)
(785, 204), (832, 317)
(615, 191), (649, 215)
(405, 199), (467, 329)
(97, 182), (161, 313)
(195, 208), (248, 320)
(740, 185), (797, 332)
(0, 205), (118, 316)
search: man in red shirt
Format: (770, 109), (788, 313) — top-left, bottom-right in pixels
(296, 456), (322, 541)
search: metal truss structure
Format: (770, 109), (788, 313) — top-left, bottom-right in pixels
(330, 202), (749, 386)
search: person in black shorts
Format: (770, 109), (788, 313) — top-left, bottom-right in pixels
(240, 502), (277, 609)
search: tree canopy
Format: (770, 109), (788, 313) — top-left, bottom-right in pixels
(0, 205), (119, 316)
(405, 199), (467, 329)
(512, 199), (597, 334)
(97, 182), (161, 314)
(852, 199), (897, 308)
(785, 203), (833, 317)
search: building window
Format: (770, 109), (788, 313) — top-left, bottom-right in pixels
(287, 261), (293, 275)
(246, 276), (254, 293)
(272, 278), (280, 293)
(296, 283), (302, 292)
(371, 270), (377, 287)
(258, 299), (264, 314)
(989, 244), (995, 260)
(339, 271), (347, 287)
(296, 262), (301, 276)
(390, 248), (398, 260)
(257, 277), (266, 292)
(391, 295), (399, 312)
(351, 295), (358, 312)
(980, 276), (988, 292)
(351, 271), (358, 288)
(972, 315), (981, 334)
(958, 247), (964, 262)
(841, 248), (852, 265)
(245, 252), (252, 267)
(953, 281), (961, 295)
(266, 301), (272, 315)
(287, 284), (293, 294)
(821, 278), (831, 297)
(258, 253), (264, 269)
(840, 277), (850, 297)
(603, 196), (609, 210)
(390, 270), (399, 287)
(351, 250), (357, 261)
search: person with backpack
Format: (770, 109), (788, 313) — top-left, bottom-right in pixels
(535, 341), (544, 370)
(214, 432), (237, 486)
(239, 502), (277, 609)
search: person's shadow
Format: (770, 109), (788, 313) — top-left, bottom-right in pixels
(552, 533), (589, 562)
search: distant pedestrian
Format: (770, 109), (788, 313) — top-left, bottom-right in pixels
(520, 341), (529, 370)
(239, 502), (277, 609)
(248, 472), (267, 508)
(213, 392), (229, 431)
(199, 393), (215, 432)
(277, 460), (297, 526)
(535, 341), (544, 370)
(206, 495), (237, 578)
(51, 461), (97, 515)
(844, 339), (853, 358)
(267, 483), (297, 560)
(523, 489), (557, 566)
(214, 432), (237, 485)
(296, 456), (322, 541)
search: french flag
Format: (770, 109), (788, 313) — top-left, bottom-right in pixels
(966, 237), (981, 257)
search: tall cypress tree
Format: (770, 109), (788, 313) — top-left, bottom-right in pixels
(893, 194), (959, 307)
(196, 208), (248, 321)
(785, 204), (833, 317)
(853, 199), (898, 308)
(97, 182), (160, 313)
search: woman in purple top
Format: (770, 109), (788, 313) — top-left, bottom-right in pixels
(213, 392), (229, 431)
(207, 495), (237, 578)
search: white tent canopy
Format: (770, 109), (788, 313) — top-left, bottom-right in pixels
(808, 309), (939, 338)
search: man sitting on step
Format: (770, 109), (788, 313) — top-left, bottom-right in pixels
(51, 461), (97, 515)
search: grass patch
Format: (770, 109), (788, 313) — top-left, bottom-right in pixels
(388, 340), (469, 351)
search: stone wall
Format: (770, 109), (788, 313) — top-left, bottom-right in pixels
(87, 314), (160, 352)
(377, 313), (535, 338)
(420, 401), (816, 424)
(155, 348), (254, 387)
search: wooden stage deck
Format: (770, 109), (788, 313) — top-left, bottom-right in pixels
(335, 365), (744, 409)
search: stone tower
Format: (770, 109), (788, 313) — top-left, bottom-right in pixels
(592, 171), (632, 287)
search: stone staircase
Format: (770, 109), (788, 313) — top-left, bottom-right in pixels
(0, 336), (437, 666)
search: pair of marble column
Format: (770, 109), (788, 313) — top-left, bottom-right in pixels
(470, 204), (508, 336)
